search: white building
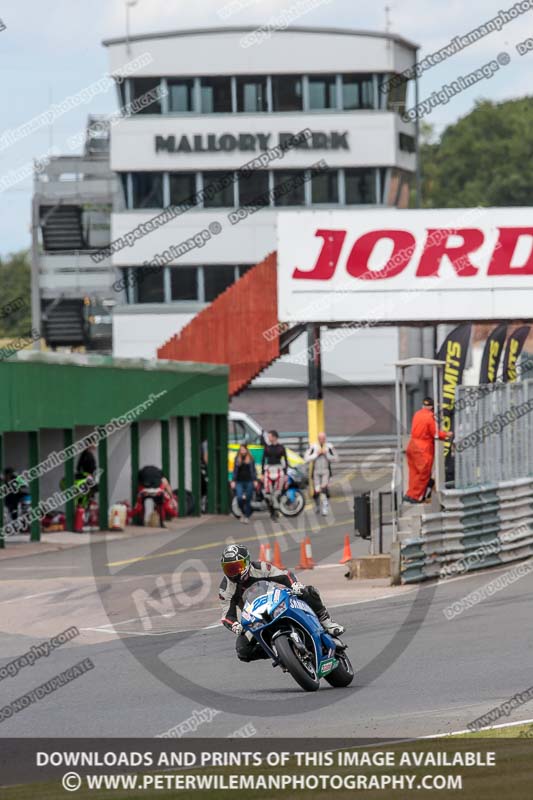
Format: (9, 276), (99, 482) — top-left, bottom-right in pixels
(103, 26), (418, 433)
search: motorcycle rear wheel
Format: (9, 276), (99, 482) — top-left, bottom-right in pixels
(275, 634), (320, 692)
(279, 490), (305, 517)
(324, 652), (355, 687)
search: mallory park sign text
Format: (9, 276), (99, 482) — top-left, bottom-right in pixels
(155, 131), (349, 154)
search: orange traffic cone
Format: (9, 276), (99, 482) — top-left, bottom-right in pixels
(264, 541), (272, 562)
(339, 534), (353, 564)
(297, 538), (310, 570)
(304, 535), (315, 568)
(258, 543), (266, 561)
(272, 540), (286, 570)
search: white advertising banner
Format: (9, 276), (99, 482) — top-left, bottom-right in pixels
(277, 208), (533, 323)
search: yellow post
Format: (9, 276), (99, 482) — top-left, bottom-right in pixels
(307, 398), (325, 446)
(306, 324), (325, 498)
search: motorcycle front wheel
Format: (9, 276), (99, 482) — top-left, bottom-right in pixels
(324, 652), (355, 688)
(279, 489), (305, 517)
(275, 634), (320, 692)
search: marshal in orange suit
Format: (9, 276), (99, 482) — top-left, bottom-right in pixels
(404, 397), (452, 503)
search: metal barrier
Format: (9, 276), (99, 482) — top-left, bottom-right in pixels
(280, 433), (396, 477)
(399, 478), (533, 583)
(455, 380), (533, 488)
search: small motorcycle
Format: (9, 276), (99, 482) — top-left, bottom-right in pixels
(241, 580), (354, 692)
(231, 467), (305, 519)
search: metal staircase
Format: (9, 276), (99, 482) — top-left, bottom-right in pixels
(42, 298), (85, 348)
(40, 205), (85, 251)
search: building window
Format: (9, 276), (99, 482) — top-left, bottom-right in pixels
(399, 132), (415, 153)
(273, 170), (305, 206)
(200, 77), (232, 112)
(202, 171), (235, 207)
(136, 267), (165, 303)
(341, 74), (374, 109)
(308, 75), (337, 110)
(311, 169), (339, 204)
(271, 75), (303, 111)
(169, 173), (197, 206)
(131, 172), (163, 208)
(130, 78), (162, 114)
(117, 79), (127, 108)
(380, 167), (387, 202)
(387, 78), (408, 114)
(167, 78), (195, 112)
(345, 168), (376, 204)
(120, 174), (129, 207)
(204, 265), (236, 301)
(236, 76), (268, 112)
(170, 267), (198, 301)
(239, 170), (270, 206)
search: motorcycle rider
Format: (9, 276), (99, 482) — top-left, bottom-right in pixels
(219, 544), (345, 663)
(261, 430), (288, 520)
(305, 431), (338, 515)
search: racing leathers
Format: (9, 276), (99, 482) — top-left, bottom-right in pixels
(304, 440), (338, 512)
(219, 560), (343, 662)
(261, 443), (288, 517)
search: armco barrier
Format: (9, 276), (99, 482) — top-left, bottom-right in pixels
(400, 478), (533, 583)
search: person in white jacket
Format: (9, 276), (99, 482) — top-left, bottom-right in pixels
(304, 432), (338, 514)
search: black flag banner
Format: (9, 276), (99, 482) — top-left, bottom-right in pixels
(502, 325), (530, 383)
(479, 323), (507, 384)
(437, 323), (472, 474)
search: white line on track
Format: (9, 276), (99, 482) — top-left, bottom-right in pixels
(0, 588), (70, 604)
(80, 591), (419, 638)
(0, 565), (81, 570)
(79, 557), (533, 638)
(87, 606), (222, 630)
(81, 621), (221, 637)
(339, 717), (533, 754)
(423, 716), (533, 738)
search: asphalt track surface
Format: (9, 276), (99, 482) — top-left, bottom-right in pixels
(0, 488), (532, 740)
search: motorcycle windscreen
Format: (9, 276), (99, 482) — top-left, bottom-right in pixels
(242, 580), (274, 605)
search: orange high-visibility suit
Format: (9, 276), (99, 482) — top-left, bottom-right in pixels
(406, 407), (448, 501)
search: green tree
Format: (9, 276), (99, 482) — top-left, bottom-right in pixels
(419, 98), (533, 208)
(0, 250), (32, 337)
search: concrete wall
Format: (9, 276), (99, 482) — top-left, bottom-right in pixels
(108, 427), (131, 505)
(257, 326), (398, 387)
(3, 433), (29, 474)
(139, 420), (162, 470)
(106, 28), (417, 81)
(39, 429), (65, 507)
(113, 308), (197, 359)
(231, 384), (396, 435)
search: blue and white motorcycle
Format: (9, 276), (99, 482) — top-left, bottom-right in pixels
(241, 580), (354, 692)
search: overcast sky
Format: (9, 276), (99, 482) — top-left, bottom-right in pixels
(0, 0), (530, 256)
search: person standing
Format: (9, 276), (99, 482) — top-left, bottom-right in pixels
(404, 397), (452, 503)
(305, 432), (338, 514)
(261, 430), (288, 520)
(231, 444), (257, 523)
(76, 445), (97, 479)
